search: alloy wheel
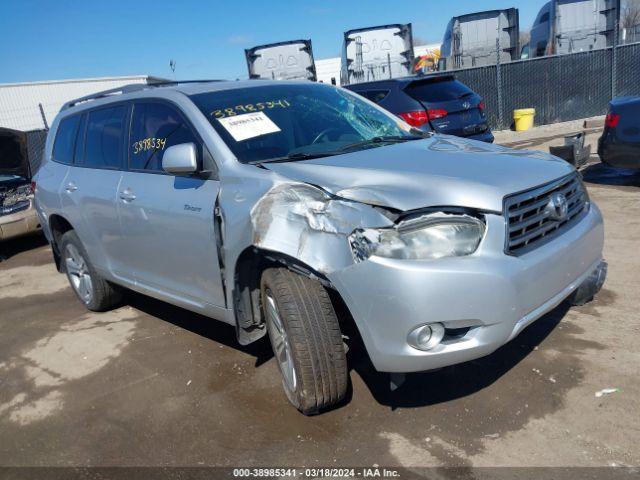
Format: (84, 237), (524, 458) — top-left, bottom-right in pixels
(264, 289), (297, 393)
(64, 244), (93, 304)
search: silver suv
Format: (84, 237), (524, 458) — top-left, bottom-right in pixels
(35, 80), (606, 414)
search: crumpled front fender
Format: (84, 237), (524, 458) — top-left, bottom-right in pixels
(250, 183), (394, 274)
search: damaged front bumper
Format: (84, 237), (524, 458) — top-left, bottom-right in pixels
(328, 204), (605, 373)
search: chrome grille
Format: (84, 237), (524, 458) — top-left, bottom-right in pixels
(504, 173), (589, 255)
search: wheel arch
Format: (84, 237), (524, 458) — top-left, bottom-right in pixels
(48, 213), (75, 272)
(232, 246), (352, 346)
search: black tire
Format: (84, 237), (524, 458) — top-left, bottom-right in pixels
(59, 230), (123, 312)
(261, 268), (348, 415)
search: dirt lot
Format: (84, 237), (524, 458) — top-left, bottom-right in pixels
(1, 130), (639, 468)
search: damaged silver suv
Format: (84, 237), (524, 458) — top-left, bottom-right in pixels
(35, 80), (606, 414)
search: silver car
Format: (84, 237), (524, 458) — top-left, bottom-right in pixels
(34, 80), (606, 414)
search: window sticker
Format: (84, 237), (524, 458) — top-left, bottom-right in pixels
(212, 99), (290, 119)
(132, 137), (167, 154)
(217, 111), (281, 142)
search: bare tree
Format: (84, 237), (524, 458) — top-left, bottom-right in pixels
(622, 0), (640, 29)
(519, 30), (531, 47)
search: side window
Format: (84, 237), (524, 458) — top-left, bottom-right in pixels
(362, 90), (390, 104)
(536, 41), (548, 57)
(83, 105), (127, 169)
(129, 102), (198, 172)
(52, 115), (81, 165)
(539, 12), (550, 24)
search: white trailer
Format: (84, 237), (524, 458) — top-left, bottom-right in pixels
(245, 40), (317, 81)
(440, 9), (520, 69)
(528, 0), (620, 58)
(340, 24), (414, 85)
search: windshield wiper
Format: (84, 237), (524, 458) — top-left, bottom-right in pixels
(339, 135), (423, 152)
(251, 151), (340, 165)
(251, 135), (425, 165)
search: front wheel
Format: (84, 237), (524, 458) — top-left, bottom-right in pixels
(261, 268), (348, 415)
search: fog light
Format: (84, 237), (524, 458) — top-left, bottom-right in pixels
(408, 323), (445, 351)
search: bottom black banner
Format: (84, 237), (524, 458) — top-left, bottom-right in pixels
(0, 467), (639, 480)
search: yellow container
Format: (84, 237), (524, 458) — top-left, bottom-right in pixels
(513, 108), (535, 131)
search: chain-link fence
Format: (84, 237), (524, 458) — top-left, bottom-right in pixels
(24, 129), (48, 174)
(0, 101), (50, 176)
(451, 38), (640, 130)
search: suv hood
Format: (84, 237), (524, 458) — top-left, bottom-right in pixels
(264, 135), (574, 213)
(0, 128), (31, 180)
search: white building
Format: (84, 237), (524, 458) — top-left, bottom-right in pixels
(0, 75), (166, 131)
(315, 43), (440, 85)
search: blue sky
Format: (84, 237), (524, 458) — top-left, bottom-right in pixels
(0, 0), (543, 84)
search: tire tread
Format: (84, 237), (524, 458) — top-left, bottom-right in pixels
(262, 268), (347, 414)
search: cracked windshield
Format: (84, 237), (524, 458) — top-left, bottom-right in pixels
(190, 83), (423, 163)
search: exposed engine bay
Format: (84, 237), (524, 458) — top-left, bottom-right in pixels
(1, 181), (33, 216)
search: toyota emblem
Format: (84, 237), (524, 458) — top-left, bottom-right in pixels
(545, 193), (569, 221)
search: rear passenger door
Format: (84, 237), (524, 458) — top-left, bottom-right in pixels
(61, 104), (129, 278)
(116, 101), (225, 308)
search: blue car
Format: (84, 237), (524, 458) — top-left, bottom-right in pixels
(344, 74), (494, 143)
(598, 97), (640, 169)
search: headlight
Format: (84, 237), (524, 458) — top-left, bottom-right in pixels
(349, 213), (485, 262)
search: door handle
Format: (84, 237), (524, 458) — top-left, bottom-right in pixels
(65, 182), (78, 193)
(119, 189), (136, 202)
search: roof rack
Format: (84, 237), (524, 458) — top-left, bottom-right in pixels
(61, 79), (225, 110)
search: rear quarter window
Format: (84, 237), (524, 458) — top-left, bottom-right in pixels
(82, 105), (127, 169)
(52, 115), (81, 165)
(359, 90), (390, 104)
(406, 78), (473, 103)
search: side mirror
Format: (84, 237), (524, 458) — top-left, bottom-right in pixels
(162, 143), (198, 175)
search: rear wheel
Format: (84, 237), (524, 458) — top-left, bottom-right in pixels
(60, 230), (122, 312)
(261, 268), (348, 415)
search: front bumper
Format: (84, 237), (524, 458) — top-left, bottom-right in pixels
(328, 204), (605, 373)
(0, 199), (41, 241)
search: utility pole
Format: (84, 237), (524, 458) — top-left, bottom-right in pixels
(496, 38), (504, 128)
(38, 103), (48, 130)
(612, 18), (619, 99)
